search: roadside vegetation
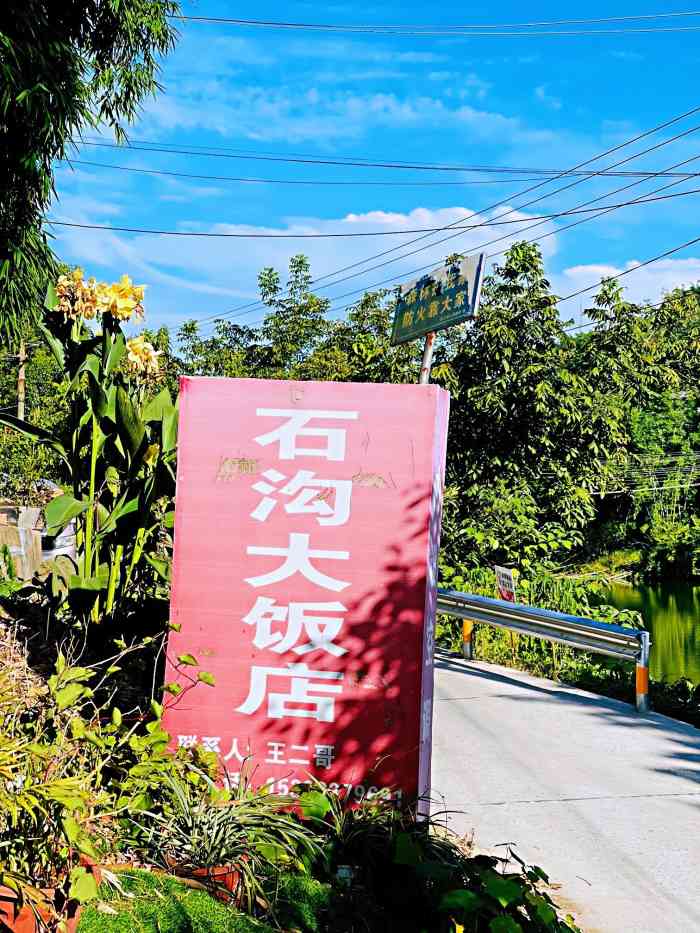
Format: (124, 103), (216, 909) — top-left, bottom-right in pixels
(2, 4), (699, 928)
(2, 246), (699, 727)
(0, 266), (584, 931)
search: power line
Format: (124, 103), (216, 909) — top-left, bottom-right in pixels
(317, 154), (700, 327)
(278, 138), (700, 323)
(172, 13), (700, 36)
(74, 109), (692, 334)
(58, 159), (554, 188)
(62, 157), (700, 188)
(192, 106), (700, 329)
(44, 187), (700, 240)
(77, 140), (585, 172)
(70, 139), (700, 177)
(174, 11), (700, 29)
(179, 235), (700, 346)
(71, 137), (700, 178)
(324, 125), (700, 292)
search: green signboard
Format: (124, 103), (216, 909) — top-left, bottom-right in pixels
(390, 253), (485, 346)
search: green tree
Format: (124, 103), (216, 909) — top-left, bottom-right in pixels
(257, 255), (331, 378)
(178, 319), (261, 380)
(0, 322), (66, 502)
(177, 256), (422, 385)
(39, 247), (699, 578)
(443, 243), (683, 570)
(0, 0), (179, 341)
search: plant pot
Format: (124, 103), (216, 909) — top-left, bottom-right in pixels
(0, 885), (84, 933)
(191, 866), (241, 903)
(163, 856), (242, 904)
(0, 887), (53, 933)
(62, 905), (83, 933)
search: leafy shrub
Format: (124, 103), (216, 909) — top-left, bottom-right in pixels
(286, 786), (580, 933)
(0, 627), (218, 923)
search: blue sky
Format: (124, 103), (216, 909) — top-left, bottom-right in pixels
(51, 1), (700, 336)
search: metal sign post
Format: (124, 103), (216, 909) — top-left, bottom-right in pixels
(418, 331), (436, 384)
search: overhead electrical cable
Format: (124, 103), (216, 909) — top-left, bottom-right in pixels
(186, 237), (700, 341)
(61, 157), (700, 188)
(204, 127), (700, 329)
(191, 105), (700, 329)
(172, 13), (700, 36)
(58, 159), (555, 187)
(70, 139), (700, 177)
(43, 187), (700, 239)
(313, 124), (700, 299)
(195, 227), (700, 341)
(317, 152), (700, 323)
(74, 108), (693, 334)
(79, 140), (598, 172)
(72, 136), (700, 177)
(174, 11), (700, 29)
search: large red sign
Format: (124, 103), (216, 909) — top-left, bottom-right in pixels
(164, 377), (449, 807)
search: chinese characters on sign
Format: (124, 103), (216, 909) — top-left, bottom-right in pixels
(164, 378), (450, 808)
(390, 253), (485, 346)
(495, 565), (516, 602)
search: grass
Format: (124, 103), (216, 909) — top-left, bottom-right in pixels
(76, 869), (275, 933)
(575, 548), (643, 577)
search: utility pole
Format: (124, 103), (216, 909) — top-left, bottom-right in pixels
(17, 340), (26, 421)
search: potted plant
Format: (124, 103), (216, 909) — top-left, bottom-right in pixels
(128, 772), (318, 910)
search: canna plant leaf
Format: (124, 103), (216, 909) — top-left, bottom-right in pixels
(44, 493), (88, 536)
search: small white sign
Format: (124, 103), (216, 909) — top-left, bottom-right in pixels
(495, 565), (516, 602)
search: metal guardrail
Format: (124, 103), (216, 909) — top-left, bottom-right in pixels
(436, 588), (651, 712)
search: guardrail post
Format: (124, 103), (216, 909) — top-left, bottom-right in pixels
(462, 620), (474, 660)
(636, 631), (651, 713)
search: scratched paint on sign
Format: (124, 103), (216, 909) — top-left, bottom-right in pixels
(164, 378), (449, 804)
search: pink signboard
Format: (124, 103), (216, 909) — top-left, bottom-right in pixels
(164, 377), (449, 807)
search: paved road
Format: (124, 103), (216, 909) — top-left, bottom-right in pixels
(431, 653), (700, 933)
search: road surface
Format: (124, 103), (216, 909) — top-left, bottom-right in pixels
(431, 653), (700, 933)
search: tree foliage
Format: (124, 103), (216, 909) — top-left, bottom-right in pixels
(175, 244), (700, 574)
(0, 0), (179, 341)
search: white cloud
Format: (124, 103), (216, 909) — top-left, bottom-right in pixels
(428, 71), (457, 81)
(314, 68), (409, 83)
(439, 73), (492, 99)
(554, 256), (700, 307)
(50, 200), (560, 330)
(609, 50), (644, 62)
(51, 192), (124, 219)
(139, 83), (553, 145)
(283, 38), (448, 64)
(534, 85), (562, 111)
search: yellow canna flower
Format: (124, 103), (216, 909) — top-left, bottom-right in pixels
(125, 336), (161, 378)
(50, 269), (145, 323)
(143, 443), (161, 467)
